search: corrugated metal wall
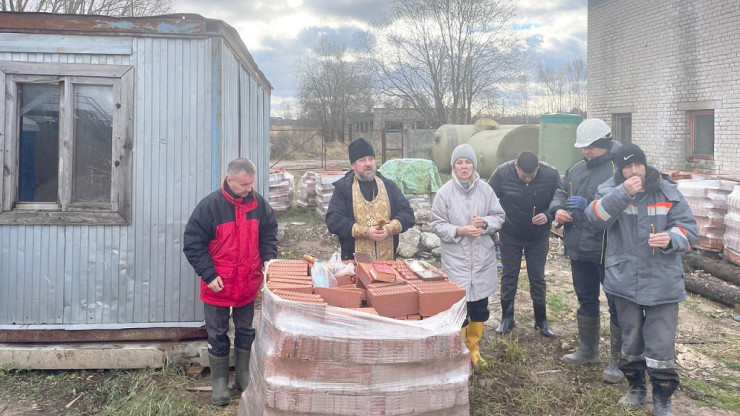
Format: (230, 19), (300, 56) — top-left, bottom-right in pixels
(0, 34), (271, 327)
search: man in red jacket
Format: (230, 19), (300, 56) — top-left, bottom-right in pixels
(184, 158), (278, 405)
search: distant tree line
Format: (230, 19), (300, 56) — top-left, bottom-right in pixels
(296, 0), (586, 142)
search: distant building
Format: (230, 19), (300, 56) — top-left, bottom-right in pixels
(588, 0), (740, 173)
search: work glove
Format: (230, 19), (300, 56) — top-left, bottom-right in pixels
(565, 196), (587, 212)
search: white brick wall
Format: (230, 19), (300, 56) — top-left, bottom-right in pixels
(588, 0), (740, 173)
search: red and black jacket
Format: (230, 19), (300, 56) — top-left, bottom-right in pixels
(183, 180), (278, 307)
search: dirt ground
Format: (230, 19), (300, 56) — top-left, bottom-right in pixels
(1, 162), (738, 415)
(271, 173), (740, 416)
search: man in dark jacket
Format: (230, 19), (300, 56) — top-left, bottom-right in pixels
(549, 118), (624, 383)
(183, 158), (278, 406)
(586, 144), (696, 416)
(326, 138), (415, 260)
(489, 151), (559, 337)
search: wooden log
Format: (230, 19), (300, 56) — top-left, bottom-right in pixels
(685, 252), (740, 287)
(684, 274), (740, 308)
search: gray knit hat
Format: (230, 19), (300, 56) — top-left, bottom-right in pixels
(450, 143), (477, 170)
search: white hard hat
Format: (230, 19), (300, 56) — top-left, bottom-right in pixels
(575, 118), (611, 148)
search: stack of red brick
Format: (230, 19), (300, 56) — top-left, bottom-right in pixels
(239, 259), (471, 415)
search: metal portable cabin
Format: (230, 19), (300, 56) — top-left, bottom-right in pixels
(0, 13), (271, 341)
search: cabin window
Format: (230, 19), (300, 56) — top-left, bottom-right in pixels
(0, 61), (133, 225)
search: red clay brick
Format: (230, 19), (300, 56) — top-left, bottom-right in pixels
(314, 287), (363, 308)
(367, 285), (419, 317)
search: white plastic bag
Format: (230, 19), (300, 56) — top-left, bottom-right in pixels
(328, 252), (355, 277)
(310, 259), (338, 288)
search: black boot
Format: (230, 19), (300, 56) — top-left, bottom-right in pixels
(533, 302), (556, 338)
(651, 379), (678, 416)
(618, 369), (647, 410)
(234, 347), (251, 392)
(208, 352), (231, 406)
(496, 299), (516, 334)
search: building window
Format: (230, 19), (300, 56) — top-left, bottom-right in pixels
(690, 110), (714, 159)
(0, 61), (133, 225)
(613, 114), (632, 144)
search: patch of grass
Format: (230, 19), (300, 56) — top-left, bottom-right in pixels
(275, 206), (324, 228)
(682, 378), (740, 411)
(471, 335), (633, 416)
(547, 292), (567, 320)
(719, 358), (740, 371)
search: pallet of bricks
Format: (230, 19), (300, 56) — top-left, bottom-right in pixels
(269, 169), (295, 212)
(677, 177), (736, 251)
(314, 170), (346, 218)
(296, 171), (318, 209)
(239, 257), (471, 415)
(724, 184), (740, 265)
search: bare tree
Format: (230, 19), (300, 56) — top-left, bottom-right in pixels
(536, 60), (566, 114)
(1, 0), (173, 16)
(564, 57), (587, 114)
(296, 38), (373, 143)
(362, 0), (527, 127)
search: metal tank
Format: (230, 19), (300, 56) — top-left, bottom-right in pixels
(538, 113), (583, 174)
(432, 124), (480, 172)
(467, 125), (540, 180)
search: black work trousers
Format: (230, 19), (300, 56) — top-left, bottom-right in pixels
(463, 297), (490, 326)
(204, 302), (256, 357)
(499, 231), (549, 305)
(570, 259), (619, 327)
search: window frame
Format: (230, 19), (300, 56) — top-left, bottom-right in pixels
(0, 61), (133, 225)
(612, 113), (632, 144)
(689, 110), (714, 161)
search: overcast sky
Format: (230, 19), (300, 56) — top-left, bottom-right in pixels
(173, 0), (587, 116)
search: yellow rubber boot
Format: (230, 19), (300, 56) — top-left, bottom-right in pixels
(467, 321), (488, 368)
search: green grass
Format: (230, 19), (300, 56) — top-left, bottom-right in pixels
(682, 378), (740, 411)
(0, 364), (233, 416)
(470, 335), (635, 416)
(547, 292), (567, 320)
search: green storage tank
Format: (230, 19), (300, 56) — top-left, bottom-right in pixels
(538, 113), (583, 174)
(432, 124), (480, 173)
(467, 125), (539, 180)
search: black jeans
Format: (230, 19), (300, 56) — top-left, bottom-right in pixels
(571, 259), (619, 327)
(499, 231), (549, 305)
(204, 302), (256, 357)
(463, 297), (490, 326)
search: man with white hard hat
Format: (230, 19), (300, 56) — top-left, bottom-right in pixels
(548, 118), (624, 382)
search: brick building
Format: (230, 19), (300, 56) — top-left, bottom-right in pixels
(588, 0), (740, 173)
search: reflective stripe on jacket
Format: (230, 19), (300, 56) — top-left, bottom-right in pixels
(586, 176), (697, 306)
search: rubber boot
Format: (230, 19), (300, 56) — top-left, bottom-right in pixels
(467, 321), (488, 368)
(234, 347), (251, 392)
(208, 352), (231, 406)
(562, 314), (600, 364)
(496, 299), (516, 334)
(651, 379), (678, 416)
(602, 324), (624, 383)
(618, 370), (647, 410)
(533, 302), (557, 338)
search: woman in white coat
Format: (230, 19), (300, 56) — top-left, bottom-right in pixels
(431, 144), (506, 368)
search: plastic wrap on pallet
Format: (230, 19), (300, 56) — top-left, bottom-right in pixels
(723, 186), (740, 254)
(239, 262), (471, 416)
(297, 171), (319, 209)
(269, 170), (295, 212)
(678, 179), (735, 251)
